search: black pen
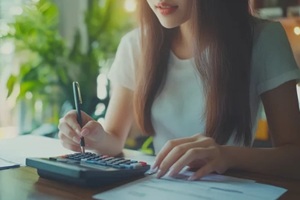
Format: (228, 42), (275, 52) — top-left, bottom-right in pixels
(73, 81), (85, 154)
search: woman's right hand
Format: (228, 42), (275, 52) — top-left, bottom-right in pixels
(58, 110), (105, 152)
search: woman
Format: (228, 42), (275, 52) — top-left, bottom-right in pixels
(58, 0), (300, 180)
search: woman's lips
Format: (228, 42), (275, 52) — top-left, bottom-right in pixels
(155, 2), (178, 16)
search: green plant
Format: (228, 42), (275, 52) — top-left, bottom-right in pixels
(4, 0), (135, 133)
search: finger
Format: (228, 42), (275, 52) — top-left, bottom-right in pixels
(156, 138), (216, 177)
(59, 132), (81, 152)
(60, 132), (94, 150)
(61, 142), (81, 152)
(58, 119), (80, 141)
(169, 147), (216, 177)
(58, 130), (80, 144)
(154, 135), (200, 169)
(188, 162), (215, 181)
(59, 110), (82, 136)
(157, 141), (203, 178)
(81, 120), (104, 140)
(80, 110), (93, 124)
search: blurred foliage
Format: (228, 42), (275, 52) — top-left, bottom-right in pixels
(3, 0), (135, 132)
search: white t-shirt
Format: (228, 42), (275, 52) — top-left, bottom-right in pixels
(108, 21), (300, 154)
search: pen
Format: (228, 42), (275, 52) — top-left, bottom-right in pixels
(73, 81), (85, 154)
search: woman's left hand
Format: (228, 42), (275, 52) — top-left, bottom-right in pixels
(153, 134), (231, 180)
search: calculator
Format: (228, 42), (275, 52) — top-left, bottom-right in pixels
(26, 152), (150, 187)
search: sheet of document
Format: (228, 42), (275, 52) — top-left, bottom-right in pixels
(0, 158), (20, 170)
(94, 170), (287, 200)
(0, 135), (73, 166)
(0, 135), (155, 166)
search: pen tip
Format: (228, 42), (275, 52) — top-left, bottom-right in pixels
(80, 137), (85, 147)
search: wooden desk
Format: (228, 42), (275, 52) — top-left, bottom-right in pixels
(0, 167), (107, 200)
(0, 167), (299, 200)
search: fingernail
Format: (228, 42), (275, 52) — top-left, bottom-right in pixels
(150, 165), (158, 171)
(167, 169), (174, 177)
(146, 166), (158, 175)
(75, 129), (81, 135)
(151, 161), (157, 169)
(157, 169), (167, 179)
(156, 170), (162, 178)
(81, 129), (89, 136)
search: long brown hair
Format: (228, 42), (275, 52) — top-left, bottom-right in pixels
(134, 0), (254, 146)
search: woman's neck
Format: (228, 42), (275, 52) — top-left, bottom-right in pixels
(171, 21), (193, 60)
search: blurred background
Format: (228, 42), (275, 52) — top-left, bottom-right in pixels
(0, 0), (299, 153)
(0, 0), (137, 137)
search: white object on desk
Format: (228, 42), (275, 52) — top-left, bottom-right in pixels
(0, 158), (19, 170)
(0, 135), (73, 166)
(0, 135), (155, 166)
(94, 169), (287, 200)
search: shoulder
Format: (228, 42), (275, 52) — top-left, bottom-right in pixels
(251, 17), (293, 62)
(108, 29), (141, 90)
(119, 28), (141, 47)
(252, 18), (287, 48)
(250, 18), (300, 95)
(252, 18), (282, 33)
(115, 28), (141, 58)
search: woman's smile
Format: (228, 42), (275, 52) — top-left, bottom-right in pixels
(155, 2), (178, 16)
(147, 0), (192, 28)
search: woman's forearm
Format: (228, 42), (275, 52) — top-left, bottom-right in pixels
(223, 145), (300, 179)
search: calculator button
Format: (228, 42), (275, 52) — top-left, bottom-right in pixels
(51, 152), (149, 171)
(113, 160), (127, 165)
(106, 158), (122, 164)
(130, 163), (143, 169)
(139, 161), (147, 166)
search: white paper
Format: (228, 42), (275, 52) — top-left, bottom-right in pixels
(0, 135), (155, 166)
(94, 170), (287, 200)
(0, 135), (74, 166)
(0, 158), (19, 169)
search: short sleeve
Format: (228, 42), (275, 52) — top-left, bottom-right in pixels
(252, 22), (300, 95)
(107, 29), (141, 90)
